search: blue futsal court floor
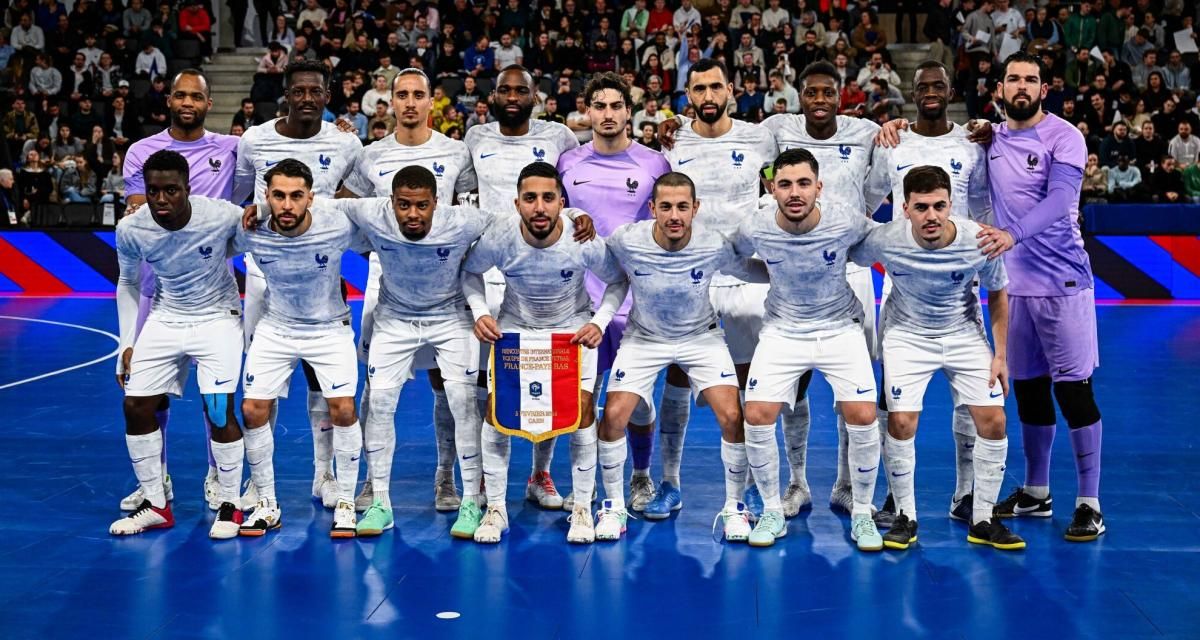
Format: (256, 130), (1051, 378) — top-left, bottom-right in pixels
(0, 298), (1197, 639)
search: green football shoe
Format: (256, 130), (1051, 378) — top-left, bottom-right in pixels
(450, 499), (483, 539)
(356, 498), (394, 537)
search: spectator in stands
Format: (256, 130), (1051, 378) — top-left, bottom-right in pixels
(122, 0), (151, 36)
(622, 0), (648, 37)
(793, 30), (828, 70)
(29, 53), (62, 100)
(1147, 155), (1185, 203)
(765, 71), (799, 114)
(1107, 153), (1146, 202)
(762, 0), (789, 32)
(850, 11), (886, 66)
(1132, 50), (1166, 92)
(558, 34), (587, 76)
(1153, 97), (1183, 141)
(737, 75), (766, 121)
(588, 38), (617, 74)
(79, 32), (103, 68)
(565, 94), (592, 142)
(368, 99), (395, 133)
(99, 150), (124, 206)
(343, 100), (367, 140)
(733, 52), (764, 91)
(840, 78), (868, 115)
(633, 96), (669, 130)
(0, 169), (18, 228)
(1135, 121), (1168, 170)
(12, 13), (45, 67)
(867, 78), (904, 121)
(1163, 51), (1190, 94)
(966, 58), (999, 120)
(857, 52), (901, 89)
(728, 0), (761, 32)
(64, 53), (95, 102)
(83, 124), (114, 182)
(1066, 48), (1099, 92)
(361, 74), (392, 116)
(464, 99), (492, 130)
(494, 32), (523, 71)
(1081, 153), (1108, 204)
(830, 53), (857, 86)
(1100, 122), (1136, 167)
(923, 0), (956, 70)
(636, 121), (660, 150)
(135, 40), (166, 78)
(1169, 120), (1200, 167)
(18, 149), (52, 219)
(56, 156), (95, 203)
(962, 0), (994, 64)
(143, 75), (169, 129)
(70, 98), (102, 138)
(1086, 92), (1112, 134)
(1064, 1), (1098, 51)
(3, 98), (39, 162)
(93, 52), (123, 101)
(1080, 121), (1104, 155)
(51, 124), (82, 164)
(178, 0), (212, 62)
(267, 14), (295, 49)
(455, 76), (484, 114)
(734, 31), (765, 68)
(536, 98), (565, 125)
(1183, 160), (1200, 203)
(233, 99), (268, 130)
(464, 36), (495, 79)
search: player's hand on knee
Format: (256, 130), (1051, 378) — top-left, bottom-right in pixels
(990, 355), (1010, 397)
(571, 323), (603, 348)
(474, 316), (502, 343)
(976, 224), (1015, 260)
(572, 214), (596, 242)
(116, 347), (133, 389)
(966, 119), (994, 146)
(241, 205), (259, 230)
(875, 118), (909, 148)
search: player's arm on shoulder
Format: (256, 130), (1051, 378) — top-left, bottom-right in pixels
(456, 147), (479, 196)
(863, 147), (893, 213)
(848, 224), (882, 268)
(231, 134), (256, 206)
(563, 207), (595, 242)
(722, 235), (770, 284)
(968, 149), (994, 224)
(875, 118), (910, 148)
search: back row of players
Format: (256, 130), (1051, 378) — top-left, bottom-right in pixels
(107, 54), (1106, 550)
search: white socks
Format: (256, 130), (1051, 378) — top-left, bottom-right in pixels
(952, 405), (977, 500)
(481, 422), (511, 507)
(333, 423), (362, 504)
(846, 421), (881, 517)
(432, 389), (457, 475)
(243, 423), (276, 502)
(307, 390), (333, 479)
(445, 382), (480, 500)
(570, 423), (598, 502)
(721, 439), (749, 510)
(365, 387), (400, 509)
(743, 422), (781, 513)
(127, 431), (166, 508)
(599, 437), (627, 511)
(884, 432), (916, 521)
(972, 436), (1008, 525)
(533, 437), (555, 475)
(659, 383), (690, 487)
(211, 438), (245, 505)
(834, 413), (850, 489)
(781, 396), (810, 487)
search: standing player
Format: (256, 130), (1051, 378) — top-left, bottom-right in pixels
(557, 72), (671, 514)
(756, 62), (890, 519)
(869, 60), (994, 523)
(233, 59), (365, 511)
(118, 69), (239, 513)
(734, 149), (884, 551)
(341, 68), (477, 514)
(976, 52), (1105, 541)
(234, 160), (367, 538)
(465, 65), (580, 510)
(596, 172), (767, 543)
(849, 166), (1024, 551)
(659, 58), (778, 520)
(109, 150), (247, 539)
(464, 162), (629, 544)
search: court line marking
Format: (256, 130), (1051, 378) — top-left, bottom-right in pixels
(0, 315), (120, 390)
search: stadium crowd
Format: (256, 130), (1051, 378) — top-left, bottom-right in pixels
(2, 0), (1200, 227)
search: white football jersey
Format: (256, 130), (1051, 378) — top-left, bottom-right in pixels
(465, 120), (579, 213)
(234, 118), (364, 207)
(870, 124), (993, 224)
(343, 130), (477, 200)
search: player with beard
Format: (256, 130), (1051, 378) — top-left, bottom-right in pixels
(975, 52), (1105, 542)
(465, 65), (580, 511)
(656, 58), (778, 521)
(117, 69), (239, 514)
(110, 150), (247, 539)
(862, 60), (995, 525)
(556, 72), (671, 514)
(233, 59), (365, 513)
(341, 68), (478, 515)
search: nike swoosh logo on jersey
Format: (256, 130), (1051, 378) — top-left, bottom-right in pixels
(378, 168), (398, 177)
(350, 454), (360, 461)
(896, 164), (914, 171)
(573, 179), (592, 185)
(146, 257), (163, 263)
(331, 382), (349, 389)
(634, 269), (652, 276)
(719, 372), (736, 378)
(214, 379), (231, 385)
(989, 155), (1002, 160)
(264, 160), (279, 167)
(765, 258), (784, 264)
(379, 245), (396, 251)
(480, 153), (497, 159)
(677, 158), (695, 165)
(259, 258), (278, 264)
(891, 271), (911, 277)
(855, 387), (872, 394)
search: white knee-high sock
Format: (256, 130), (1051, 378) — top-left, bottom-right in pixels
(659, 384), (690, 487)
(243, 424), (276, 502)
(743, 422), (781, 512)
(834, 414), (850, 489)
(445, 382), (480, 500)
(721, 439), (749, 510)
(358, 385), (371, 480)
(952, 405), (977, 500)
(876, 408), (890, 498)
(570, 423), (598, 502)
(972, 436), (1008, 525)
(365, 388), (400, 509)
(432, 389), (456, 476)
(884, 432), (916, 521)
(781, 397), (810, 488)
(532, 437), (555, 475)
(333, 423), (362, 504)
(846, 421), (881, 517)
(211, 439), (245, 505)
(308, 390), (333, 478)
(599, 437), (627, 510)
(481, 423), (511, 508)
(127, 431), (166, 508)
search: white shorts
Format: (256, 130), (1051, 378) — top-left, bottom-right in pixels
(124, 314), (244, 397)
(243, 322), (358, 400)
(882, 328), (1003, 412)
(847, 266), (878, 361)
(493, 319), (598, 393)
(745, 326), (877, 408)
(606, 331), (738, 405)
(360, 253), (440, 371)
(710, 282), (769, 364)
(879, 272), (982, 360)
(368, 314), (475, 390)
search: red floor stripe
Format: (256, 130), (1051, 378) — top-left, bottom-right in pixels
(1149, 236), (1200, 279)
(0, 237), (71, 295)
(345, 282), (363, 298)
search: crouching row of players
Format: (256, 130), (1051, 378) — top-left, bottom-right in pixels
(110, 147), (1023, 551)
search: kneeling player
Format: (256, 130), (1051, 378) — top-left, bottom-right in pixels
(850, 166), (1023, 550)
(464, 162), (628, 544)
(235, 160), (367, 538)
(598, 172), (768, 543)
(109, 150), (247, 540)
